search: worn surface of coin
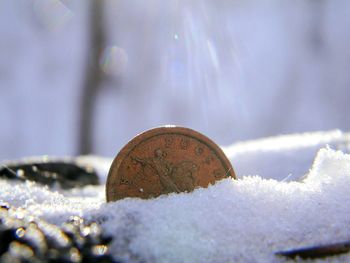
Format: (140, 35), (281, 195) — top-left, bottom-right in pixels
(106, 126), (235, 201)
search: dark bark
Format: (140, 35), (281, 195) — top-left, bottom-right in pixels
(78, 0), (105, 155)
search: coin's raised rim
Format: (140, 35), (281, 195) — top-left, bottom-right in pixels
(106, 126), (236, 202)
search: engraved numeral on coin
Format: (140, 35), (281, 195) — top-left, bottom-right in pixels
(180, 138), (190, 149)
(120, 176), (130, 185)
(165, 136), (174, 148)
(195, 146), (203, 156)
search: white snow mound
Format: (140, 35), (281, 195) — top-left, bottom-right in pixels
(1, 131), (350, 262)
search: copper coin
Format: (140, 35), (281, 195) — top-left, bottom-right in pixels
(106, 126), (236, 202)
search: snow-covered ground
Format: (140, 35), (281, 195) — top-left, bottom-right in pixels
(1, 130), (350, 262)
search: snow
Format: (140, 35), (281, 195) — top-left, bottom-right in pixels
(1, 130), (350, 262)
(224, 130), (350, 181)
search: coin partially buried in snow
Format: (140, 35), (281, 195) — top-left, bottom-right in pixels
(106, 126), (236, 201)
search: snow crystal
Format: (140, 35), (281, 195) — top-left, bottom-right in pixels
(224, 130), (350, 181)
(1, 131), (350, 262)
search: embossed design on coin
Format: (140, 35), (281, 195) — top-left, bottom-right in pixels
(164, 136), (174, 148)
(195, 146), (204, 156)
(131, 148), (196, 194)
(106, 126), (236, 201)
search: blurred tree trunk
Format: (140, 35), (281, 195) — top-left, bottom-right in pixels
(309, 0), (325, 53)
(78, 0), (105, 155)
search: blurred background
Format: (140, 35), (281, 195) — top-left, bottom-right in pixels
(1, 0), (350, 161)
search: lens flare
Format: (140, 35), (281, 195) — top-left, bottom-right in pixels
(100, 46), (128, 77)
(33, 0), (73, 32)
